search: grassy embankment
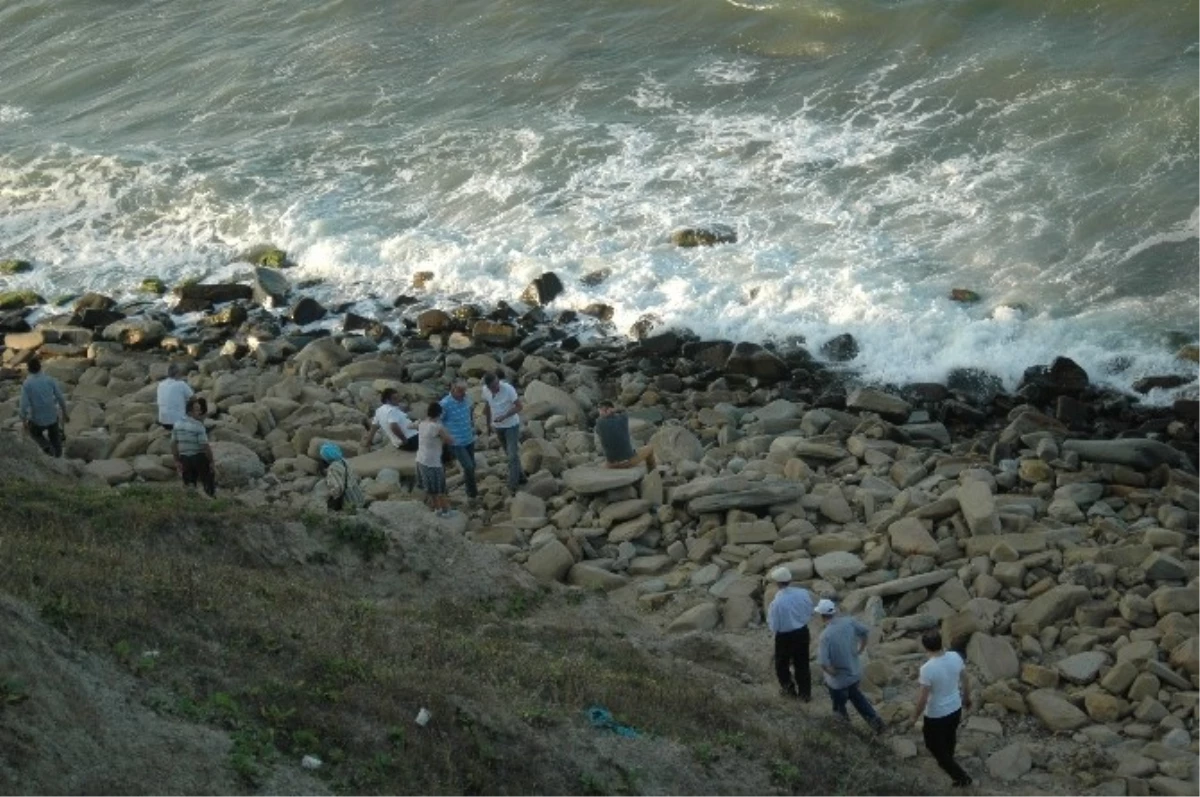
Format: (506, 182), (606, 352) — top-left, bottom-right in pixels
(0, 482), (920, 795)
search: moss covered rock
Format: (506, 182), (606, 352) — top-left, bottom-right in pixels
(139, 277), (168, 295)
(950, 288), (981, 303)
(0, 291), (45, 310)
(0, 259), (33, 275)
(242, 244), (293, 269)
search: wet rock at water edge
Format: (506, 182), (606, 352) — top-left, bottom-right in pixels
(520, 273), (565, 307)
(820, 333), (859, 362)
(669, 225), (737, 247)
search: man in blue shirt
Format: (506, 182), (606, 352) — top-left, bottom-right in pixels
(19, 357), (70, 457)
(439, 379), (477, 499)
(816, 599), (885, 733)
(766, 566), (814, 702)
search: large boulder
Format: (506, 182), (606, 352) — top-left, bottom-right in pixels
(1027, 689), (1089, 732)
(1014, 584), (1090, 630)
(210, 441), (265, 488)
(845, 388), (911, 423)
(1062, 438), (1189, 471)
(523, 380), (584, 424)
(562, 466), (645, 495)
(524, 539), (574, 583)
(102, 318), (167, 350)
(649, 426), (704, 467)
(346, 447), (417, 478)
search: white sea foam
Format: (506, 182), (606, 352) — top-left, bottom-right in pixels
(0, 105), (30, 123)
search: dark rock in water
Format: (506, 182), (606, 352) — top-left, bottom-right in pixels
(629, 313), (662, 340)
(778, 344), (816, 370)
(683, 340), (735, 371)
(725, 342), (790, 385)
(176, 282), (253, 305)
(289, 297), (327, 326)
(252, 266), (291, 307)
(518, 329), (551, 354)
(0, 291), (45, 310)
(556, 310), (578, 325)
(814, 385), (847, 410)
(949, 288), (981, 303)
(1055, 395), (1091, 430)
(139, 277), (168, 295)
(521, 272), (565, 307)
(418, 309), (452, 337)
(393, 294), (419, 307)
(941, 399), (989, 426)
(904, 382), (950, 405)
(580, 269), (611, 286)
(1019, 356), (1089, 403)
(670, 225), (737, 247)
(413, 271), (435, 290)
(633, 331), (682, 357)
(1132, 375), (1190, 394)
(1176, 344), (1199, 363)
(1173, 399), (1199, 422)
(489, 302), (521, 321)
(71, 308), (125, 330)
(202, 303), (249, 329)
(0, 309), (32, 334)
(520, 306), (548, 328)
(240, 244), (294, 269)
(175, 296), (214, 314)
(946, 367), (1005, 406)
(560, 335), (581, 352)
(820, 333), (859, 362)
(656, 373), (684, 393)
(343, 313), (393, 342)
(580, 303), (614, 321)
(472, 320), (518, 346)
(0, 259), (33, 275)
(73, 292), (116, 313)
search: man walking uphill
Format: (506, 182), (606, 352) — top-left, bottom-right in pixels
(766, 566), (814, 702)
(816, 599), (885, 733)
(19, 357), (69, 457)
(439, 379), (477, 500)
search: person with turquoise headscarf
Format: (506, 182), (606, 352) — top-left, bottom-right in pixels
(320, 442), (364, 512)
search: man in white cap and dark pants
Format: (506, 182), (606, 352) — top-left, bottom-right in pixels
(766, 566), (814, 702)
(815, 598), (885, 733)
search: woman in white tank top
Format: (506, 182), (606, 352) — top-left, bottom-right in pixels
(912, 631), (973, 788)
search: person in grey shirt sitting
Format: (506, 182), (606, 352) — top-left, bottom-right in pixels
(815, 598), (885, 733)
(595, 401), (656, 470)
(19, 357), (69, 457)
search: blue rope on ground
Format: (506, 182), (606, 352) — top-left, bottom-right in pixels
(585, 706), (639, 738)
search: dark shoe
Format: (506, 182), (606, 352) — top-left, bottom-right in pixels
(869, 717), (886, 734)
(779, 685), (798, 699)
(952, 777), (973, 788)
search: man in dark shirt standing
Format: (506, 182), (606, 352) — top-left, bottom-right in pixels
(19, 357), (69, 457)
(595, 401), (656, 470)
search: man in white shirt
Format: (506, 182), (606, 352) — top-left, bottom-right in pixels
(156, 362), (193, 429)
(766, 567), (814, 702)
(362, 388), (419, 452)
(912, 630), (972, 788)
(482, 371), (524, 492)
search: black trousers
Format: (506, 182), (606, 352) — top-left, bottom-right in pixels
(923, 709), (970, 784)
(179, 453), (216, 496)
(773, 626), (811, 699)
(29, 422), (63, 457)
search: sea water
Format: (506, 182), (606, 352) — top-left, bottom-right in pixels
(1, 0), (1196, 399)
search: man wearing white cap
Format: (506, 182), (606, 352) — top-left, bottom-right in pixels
(815, 598), (885, 733)
(766, 566), (814, 701)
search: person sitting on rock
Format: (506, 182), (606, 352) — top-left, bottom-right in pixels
(766, 566), (814, 702)
(362, 387), (419, 452)
(417, 402), (456, 518)
(815, 598), (885, 734)
(156, 362), (193, 431)
(171, 396), (215, 498)
(320, 442), (364, 512)
(595, 401), (656, 470)
(19, 356), (69, 458)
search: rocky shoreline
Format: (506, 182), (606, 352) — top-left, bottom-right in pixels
(1, 251), (1198, 794)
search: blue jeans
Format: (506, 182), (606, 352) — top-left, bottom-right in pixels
(449, 443), (477, 498)
(827, 680), (880, 726)
(495, 425), (523, 491)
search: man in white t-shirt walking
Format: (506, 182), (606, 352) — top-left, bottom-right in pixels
(482, 371), (524, 492)
(156, 363), (193, 430)
(362, 388), (419, 452)
(912, 630), (972, 788)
